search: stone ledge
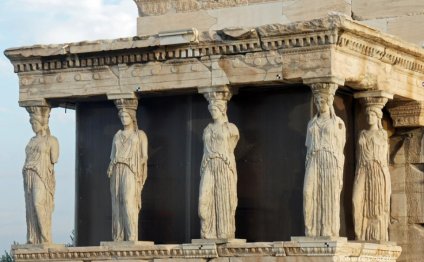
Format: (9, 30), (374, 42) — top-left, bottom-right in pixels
(11, 240), (402, 262)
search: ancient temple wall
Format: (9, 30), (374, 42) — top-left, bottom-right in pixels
(353, 0), (424, 47)
(389, 128), (424, 262)
(135, 0), (424, 47)
(135, 0), (352, 36)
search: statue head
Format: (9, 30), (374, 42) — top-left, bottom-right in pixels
(310, 83), (337, 118)
(114, 98), (139, 131)
(26, 106), (51, 135)
(365, 106), (383, 129)
(204, 90), (231, 122)
(361, 97), (387, 130)
(208, 100), (228, 122)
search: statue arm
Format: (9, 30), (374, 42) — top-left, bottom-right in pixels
(228, 123), (240, 150)
(49, 136), (59, 164)
(139, 131), (148, 162)
(138, 131), (148, 186)
(107, 134), (117, 177)
(305, 121), (313, 166)
(338, 118), (346, 151)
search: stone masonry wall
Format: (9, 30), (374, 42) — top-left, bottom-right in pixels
(390, 128), (424, 262)
(354, 0), (424, 47)
(135, 0), (424, 47)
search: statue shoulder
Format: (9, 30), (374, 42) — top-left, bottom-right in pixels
(334, 116), (346, 130)
(48, 135), (59, 147)
(113, 129), (122, 137)
(381, 129), (388, 138)
(307, 115), (318, 128)
(137, 129), (147, 138)
(203, 123), (212, 133)
(227, 122), (239, 135)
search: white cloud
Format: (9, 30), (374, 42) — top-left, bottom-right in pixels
(8, 0), (137, 45)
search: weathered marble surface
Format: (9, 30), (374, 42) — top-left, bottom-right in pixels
(108, 98), (148, 241)
(134, 0), (351, 36)
(198, 86), (239, 239)
(23, 106), (59, 244)
(389, 127), (424, 262)
(11, 240), (401, 262)
(304, 82), (345, 237)
(4, 14), (424, 106)
(353, 92), (392, 241)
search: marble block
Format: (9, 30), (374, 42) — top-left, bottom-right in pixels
(100, 241), (155, 247)
(191, 238), (246, 244)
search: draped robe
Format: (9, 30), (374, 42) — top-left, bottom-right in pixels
(304, 115), (346, 237)
(353, 129), (391, 241)
(108, 129), (147, 241)
(23, 135), (59, 244)
(199, 122), (239, 239)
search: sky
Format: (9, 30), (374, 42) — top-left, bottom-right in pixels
(0, 0), (137, 253)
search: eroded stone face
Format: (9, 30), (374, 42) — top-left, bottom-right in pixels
(389, 127), (424, 262)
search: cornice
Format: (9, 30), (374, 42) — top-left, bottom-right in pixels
(4, 14), (424, 104)
(4, 14), (424, 77)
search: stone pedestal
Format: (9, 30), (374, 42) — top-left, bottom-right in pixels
(100, 241), (155, 247)
(11, 240), (401, 261)
(191, 239), (246, 244)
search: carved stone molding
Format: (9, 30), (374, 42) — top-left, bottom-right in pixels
(388, 101), (424, 127)
(5, 14), (424, 105)
(12, 241), (402, 262)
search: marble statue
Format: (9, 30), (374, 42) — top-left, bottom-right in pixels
(107, 98), (148, 241)
(353, 97), (391, 241)
(198, 90), (239, 239)
(303, 83), (346, 237)
(23, 106), (59, 244)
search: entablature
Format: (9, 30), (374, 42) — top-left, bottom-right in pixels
(4, 14), (424, 105)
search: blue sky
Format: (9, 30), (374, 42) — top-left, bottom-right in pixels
(0, 0), (137, 252)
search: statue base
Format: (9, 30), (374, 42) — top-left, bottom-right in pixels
(11, 243), (65, 250)
(100, 241), (154, 246)
(191, 238), (246, 244)
(11, 239), (402, 261)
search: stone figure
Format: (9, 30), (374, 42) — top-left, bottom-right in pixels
(107, 98), (148, 241)
(23, 106), (59, 244)
(353, 97), (391, 241)
(198, 90), (239, 239)
(304, 83), (346, 237)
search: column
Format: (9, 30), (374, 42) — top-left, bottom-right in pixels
(195, 85), (244, 243)
(302, 78), (346, 238)
(102, 92), (153, 246)
(353, 91), (393, 242)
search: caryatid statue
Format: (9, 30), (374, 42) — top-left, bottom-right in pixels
(304, 82), (346, 237)
(353, 93), (392, 241)
(198, 87), (240, 239)
(107, 98), (148, 241)
(23, 106), (59, 244)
